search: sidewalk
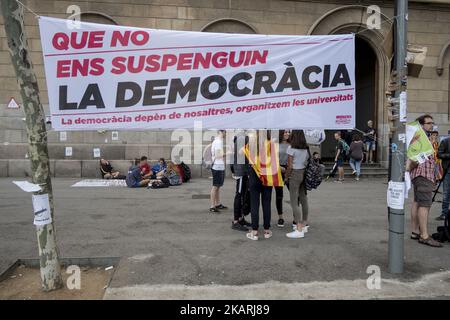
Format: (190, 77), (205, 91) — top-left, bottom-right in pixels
(0, 177), (449, 299)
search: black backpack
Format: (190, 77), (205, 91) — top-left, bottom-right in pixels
(150, 177), (170, 189)
(432, 216), (450, 243)
(180, 162), (191, 182)
(304, 148), (323, 191)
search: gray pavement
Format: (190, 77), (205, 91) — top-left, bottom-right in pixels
(0, 177), (449, 299)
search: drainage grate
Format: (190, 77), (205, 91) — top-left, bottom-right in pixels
(192, 194), (210, 199)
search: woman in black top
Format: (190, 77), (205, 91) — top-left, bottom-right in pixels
(99, 159), (121, 179)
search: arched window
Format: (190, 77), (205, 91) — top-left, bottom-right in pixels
(78, 12), (119, 25)
(201, 18), (257, 34)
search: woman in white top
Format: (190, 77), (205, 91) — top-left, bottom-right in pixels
(284, 130), (310, 239)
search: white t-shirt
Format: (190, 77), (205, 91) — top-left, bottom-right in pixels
(287, 146), (309, 169)
(211, 137), (225, 171)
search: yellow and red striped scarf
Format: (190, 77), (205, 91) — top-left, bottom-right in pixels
(244, 140), (284, 187)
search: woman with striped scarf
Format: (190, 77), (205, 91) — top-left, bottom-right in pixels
(244, 130), (284, 241)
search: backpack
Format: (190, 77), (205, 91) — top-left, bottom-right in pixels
(304, 149), (323, 191)
(179, 162), (191, 182)
(202, 144), (213, 169)
(341, 140), (350, 156)
(432, 215), (450, 242)
(150, 177), (170, 189)
(166, 172), (182, 186)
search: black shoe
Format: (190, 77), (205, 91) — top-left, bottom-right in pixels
(209, 207), (220, 213)
(232, 222), (249, 232)
(239, 218), (252, 227)
(436, 214), (446, 221)
(216, 204), (228, 210)
(277, 218), (285, 227)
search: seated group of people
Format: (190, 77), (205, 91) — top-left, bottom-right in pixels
(99, 157), (183, 188)
(126, 157), (182, 188)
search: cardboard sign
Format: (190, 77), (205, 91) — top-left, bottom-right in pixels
(406, 121), (433, 163)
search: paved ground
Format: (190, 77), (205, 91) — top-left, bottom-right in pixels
(0, 177), (449, 299)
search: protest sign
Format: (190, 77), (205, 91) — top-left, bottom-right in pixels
(406, 121), (433, 163)
(39, 17), (355, 131)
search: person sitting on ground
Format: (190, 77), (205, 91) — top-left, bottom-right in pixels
(126, 158), (150, 188)
(152, 158), (167, 177)
(139, 156), (154, 179)
(163, 161), (182, 185)
(99, 158), (121, 179)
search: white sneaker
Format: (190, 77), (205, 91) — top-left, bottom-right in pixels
(286, 230), (305, 238)
(246, 232), (259, 241)
(302, 225), (309, 233)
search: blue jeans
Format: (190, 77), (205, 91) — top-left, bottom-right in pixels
(442, 172), (450, 217)
(349, 158), (361, 176)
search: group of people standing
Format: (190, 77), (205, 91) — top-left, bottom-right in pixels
(333, 120), (377, 182)
(209, 129), (313, 240)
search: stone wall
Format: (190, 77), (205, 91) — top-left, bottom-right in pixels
(0, 0), (450, 176)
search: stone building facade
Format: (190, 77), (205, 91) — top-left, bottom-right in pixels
(0, 0), (449, 177)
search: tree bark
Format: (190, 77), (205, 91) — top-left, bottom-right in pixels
(1, 0), (63, 291)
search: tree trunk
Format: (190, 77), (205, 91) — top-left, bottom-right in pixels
(1, 0), (63, 291)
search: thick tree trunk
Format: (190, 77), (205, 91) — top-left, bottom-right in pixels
(1, 0), (63, 291)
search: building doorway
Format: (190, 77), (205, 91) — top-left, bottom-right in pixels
(321, 37), (377, 161)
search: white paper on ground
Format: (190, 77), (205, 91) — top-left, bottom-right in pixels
(12, 181), (42, 192)
(404, 172), (411, 199)
(387, 181), (405, 210)
(32, 193), (52, 226)
(72, 179), (127, 187)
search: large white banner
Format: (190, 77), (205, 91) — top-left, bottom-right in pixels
(39, 16), (355, 131)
